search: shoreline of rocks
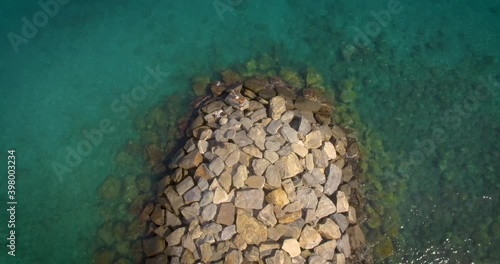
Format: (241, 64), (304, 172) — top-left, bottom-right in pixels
(141, 74), (369, 263)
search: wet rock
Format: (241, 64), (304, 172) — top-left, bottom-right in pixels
(342, 165), (354, 182)
(99, 176), (122, 200)
(299, 225), (322, 249)
(244, 77), (268, 93)
(294, 97), (322, 112)
(236, 211), (268, 245)
(235, 189), (264, 209)
(217, 203), (236, 226)
(347, 225), (366, 249)
(259, 89), (277, 100)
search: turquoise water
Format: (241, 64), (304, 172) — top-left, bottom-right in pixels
(0, 0), (499, 263)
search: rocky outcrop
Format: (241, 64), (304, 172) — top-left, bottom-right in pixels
(141, 75), (367, 263)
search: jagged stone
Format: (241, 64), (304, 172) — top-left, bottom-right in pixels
(316, 195), (336, 220)
(317, 218), (341, 239)
(324, 164), (342, 196)
(264, 150), (280, 164)
(304, 130), (323, 149)
(258, 204), (278, 227)
(225, 149), (241, 167)
(314, 240), (336, 261)
(280, 125), (299, 143)
(336, 191), (349, 213)
(248, 126), (266, 150)
(183, 186), (201, 204)
(242, 145), (263, 158)
(265, 165), (282, 189)
(236, 211), (268, 245)
(299, 225), (322, 249)
(201, 203), (217, 222)
(217, 203), (236, 226)
(235, 189), (264, 209)
(311, 149), (329, 168)
(143, 236), (166, 257)
(252, 158), (270, 176)
(269, 96), (287, 120)
(166, 227), (186, 246)
(245, 176), (266, 189)
(176, 177), (194, 196)
(290, 143), (308, 158)
(266, 189), (290, 208)
(209, 157), (225, 176)
(266, 120), (282, 135)
(213, 187), (229, 204)
(337, 235), (351, 258)
(275, 153), (303, 179)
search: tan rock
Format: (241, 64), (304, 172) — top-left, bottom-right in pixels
(282, 238), (301, 258)
(299, 225), (322, 249)
(245, 176), (266, 189)
(266, 189), (290, 208)
(316, 219), (341, 239)
(304, 131), (323, 149)
(336, 191), (349, 213)
(236, 211), (268, 245)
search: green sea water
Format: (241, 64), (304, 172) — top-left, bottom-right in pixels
(0, 0), (499, 263)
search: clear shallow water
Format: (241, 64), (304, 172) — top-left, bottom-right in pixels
(0, 0), (499, 263)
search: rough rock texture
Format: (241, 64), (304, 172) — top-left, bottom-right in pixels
(142, 75), (367, 263)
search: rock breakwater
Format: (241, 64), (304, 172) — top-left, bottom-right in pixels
(142, 73), (369, 263)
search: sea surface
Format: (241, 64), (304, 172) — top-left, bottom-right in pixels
(0, 0), (499, 263)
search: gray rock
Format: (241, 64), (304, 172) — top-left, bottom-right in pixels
(244, 246), (260, 262)
(180, 203), (200, 222)
(221, 225), (237, 241)
(269, 96), (287, 120)
(209, 157), (225, 176)
(257, 204), (278, 227)
(240, 117), (253, 131)
(336, 191), (349, 213)
(280, 111), (295, 124)
(219, 170), (232, 192)
(264, 150), (280, 164)
(213, 143), (237, 160)
(235, 189), (265, 209)
(281, 179), (296, 201)
(265, 249), (285, 264)
(311, 149), (329, 168)
(248, 126), (266, 150)
(225, 129), (236, 140)
(314, 240), (336, 260)
(252, 158), (271, 176)
(342, 165), (354, 182)
(266, 120), (282, 135)
(296, 116), (311, 136)
(277, 144), (293, 157)
(331, 213), (349, 232)
(200, 191), (214, 207)
(183, 138), (196, 153)
(296, 187), (318, 210)
(201, 203), (217, 222)
(324, 164), (342, 196)
(204, 222), (223, 236)
(265, 140), (282, 152)
(337, 234), (351, 258)
(234, 130), (253, 147)
(275, 153), (303, 179)
(305, 153), (314, 171)
(203, 101), (226, 114)
(316, 195), (336, 219)
(225, 149), (241, 167)
(233, 165), (248, 189)
(302, 169), (326, 187)
(183, 186), (202, 204)
(166, 227), (186, 246)
(280, 125), (299, 143)
(165, 210), (182, 227)
(176, 177), (195, 196)
(308, 254), (327, 264)
(290, 143), (308, 158)
(259, 89), (277, 100)
(322, 141), (337, 160)
(265, 165), (282, 189)
(248, 100), (265, 111)
(242, 145), (263, 158)
(251, 108), (267, 122)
